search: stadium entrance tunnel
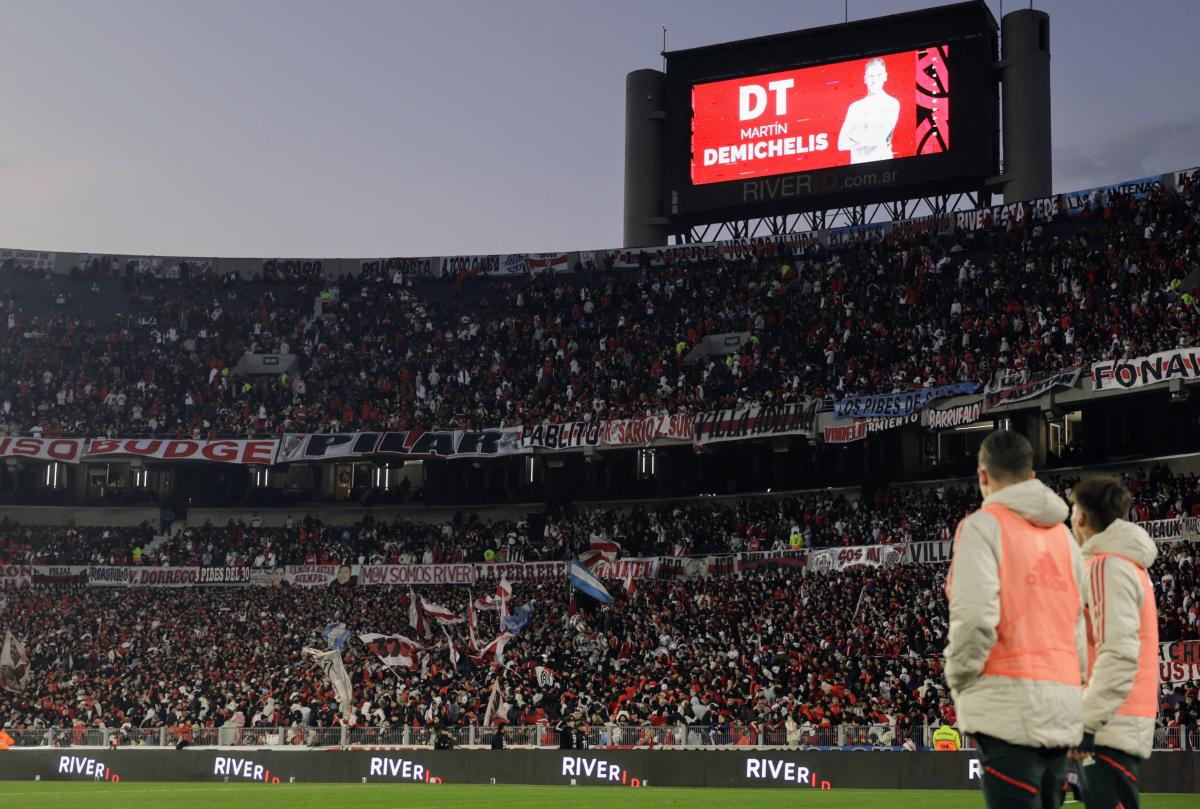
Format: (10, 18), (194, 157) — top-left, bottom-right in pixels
(0, 750), (1195, 792)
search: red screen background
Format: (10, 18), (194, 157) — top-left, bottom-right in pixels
(690, 48), (948, 185)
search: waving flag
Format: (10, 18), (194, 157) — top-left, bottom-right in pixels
(408, 588), (429, 639)
(323, 622), (351, 652)
(441, 625), (460, 670)
(569, 559), (614, 604)
(467, 601), (480, 650)
(303, 647), (354, 716)
(495, 577), (512, 619)
(359, 633), (422, 670)
(0, 630), (30, 694)
(421, 598), (464, 625)
(473, 631), (513, 666)
(482, 679), (503, 726)
(500, 603), (534, 635)
(579, 537), (621, 569)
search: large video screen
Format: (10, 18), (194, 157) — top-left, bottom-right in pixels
(691, 47), (949, 185)
(662, 2), (998, 223)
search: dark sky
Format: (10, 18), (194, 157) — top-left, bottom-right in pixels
(0, 0), (1195, 257)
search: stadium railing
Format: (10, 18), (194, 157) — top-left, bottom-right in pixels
(3, 723), (1193, 751)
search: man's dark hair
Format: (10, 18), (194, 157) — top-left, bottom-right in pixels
(1071, 476), (1131, 532)
(979, 430), (1034, 481)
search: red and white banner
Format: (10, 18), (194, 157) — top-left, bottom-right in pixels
(1160, 641), (1200, 684)
(496, 253), (572, 275)
(601, 414), (694, 446)
(823, 421), (868, 444)
(84, 439), (278, 465)
(0, 437), (83, 463)
(954, 195), (1063, 232)
(359, 564), (474, 586)
(0, 564), (31, 588)
(691, 46), (948, 185)
(472, 558), (660, 583)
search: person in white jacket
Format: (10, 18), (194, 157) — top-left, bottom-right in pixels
(945, 429), (1086, 808)
(1067, 476), (1159, 809)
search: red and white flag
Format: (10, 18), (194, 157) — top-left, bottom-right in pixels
(495, 577), (512, 619)
(422, 598), (463, 625)
(408, 588), (429, 639)
(579, 536), (621, 569)
(474, 631), (512, 666)
(358, 633), (422, 670)
(442, 625), (460, 670)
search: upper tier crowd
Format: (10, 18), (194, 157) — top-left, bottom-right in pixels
(0, 174), (1197, 437)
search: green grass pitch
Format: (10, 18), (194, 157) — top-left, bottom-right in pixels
(0, 783), (1195, 809)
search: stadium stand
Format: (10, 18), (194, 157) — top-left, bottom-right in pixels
(1, 172), (1199, 758)
(0, 176), (1196, 438)
(0, 469), (1197, 751)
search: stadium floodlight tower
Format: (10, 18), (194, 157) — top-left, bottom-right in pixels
(996, 8), (1051, 203)
(622, 1), (1052, 246)
(623, 68), (671, 248)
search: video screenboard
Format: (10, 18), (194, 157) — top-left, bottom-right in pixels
(664, 2), (998, 223)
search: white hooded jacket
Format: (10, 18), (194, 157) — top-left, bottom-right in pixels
(944, 478), (1086, 748)
(1080, 519), (1159, 759)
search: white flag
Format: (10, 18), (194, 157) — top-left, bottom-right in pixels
(0, 629), (30, 694)
(303, 647), (354, 717)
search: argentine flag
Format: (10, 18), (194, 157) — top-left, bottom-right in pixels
(569, 559), (613, 604)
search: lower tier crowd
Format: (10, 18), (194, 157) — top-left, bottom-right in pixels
(1, 535), (1196, 747)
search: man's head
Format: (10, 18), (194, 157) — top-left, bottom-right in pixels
(1070, 476), (1131, 545)
(977, 430), (1034, 498)
(864, 58), (888, 95)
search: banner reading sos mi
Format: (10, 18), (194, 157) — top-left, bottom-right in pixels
(691, 46), (950, 185)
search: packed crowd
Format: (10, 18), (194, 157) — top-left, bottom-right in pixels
(2, 464), (1198, 567)
(0, 534), (1195, 748)
(0, 175), (1198, 437)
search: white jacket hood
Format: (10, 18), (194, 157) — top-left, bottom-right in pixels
(982, 478), (1069, 528)
(1081, 518), (1157, 570)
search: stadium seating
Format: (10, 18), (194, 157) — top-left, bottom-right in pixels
(0, 178), (1197, 438)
